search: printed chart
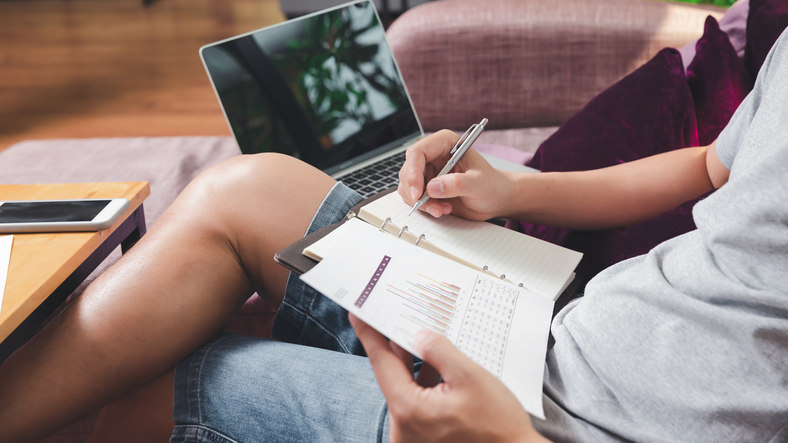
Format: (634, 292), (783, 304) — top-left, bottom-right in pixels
(386, 272), (459, 334)
(384, 270), (517, 378)
(299, 222), (555, 418)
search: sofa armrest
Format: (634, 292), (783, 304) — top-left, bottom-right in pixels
(386, 0), (723, 131)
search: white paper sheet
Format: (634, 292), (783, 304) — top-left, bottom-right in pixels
(357, 192), (582, 299)
(0, 235), (13, 315)
(300, 222), (552, 418)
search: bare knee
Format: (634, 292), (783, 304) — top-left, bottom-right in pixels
(172, 153), (336, 295)
(176, 153), (334, 231)
(191, 153), (333, 205)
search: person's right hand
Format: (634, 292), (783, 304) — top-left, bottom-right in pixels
(350, 313), (549, 443)
(397, 130), (516, 221)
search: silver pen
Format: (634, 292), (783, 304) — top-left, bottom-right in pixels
(408, 118), (488, 216)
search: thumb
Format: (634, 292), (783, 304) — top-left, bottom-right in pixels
(427, 161), (489, 201)
(426, 172), (465, 200)
(413, 329), (475, 382)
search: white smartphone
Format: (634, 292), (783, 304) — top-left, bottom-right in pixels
(0, 198), (130, 233)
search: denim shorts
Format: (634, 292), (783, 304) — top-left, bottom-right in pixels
(171, 183), (391, 443)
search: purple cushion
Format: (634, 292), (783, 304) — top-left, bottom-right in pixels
(687, 16), (753, 146)
(520, 48), (700, 280)
(678, 0), (749, 69)
(744, 0), (788, 79)
(528, 48), (698, 172)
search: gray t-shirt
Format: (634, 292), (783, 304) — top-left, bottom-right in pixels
(536, 30), (788, 442)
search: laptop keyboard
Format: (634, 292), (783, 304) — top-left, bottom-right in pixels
(338, 151), (406, 198)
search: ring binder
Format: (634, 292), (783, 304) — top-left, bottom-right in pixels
(283, 187), (581, 303)
(480, 265), (509, 283)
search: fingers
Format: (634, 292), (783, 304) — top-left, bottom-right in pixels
(398, 130), (459, 205)
(349, 314), (416, 404)
(424, 149), (488, 199)
(426, 171), (463, 200)
(354, 319), (539, 442)
(390, 342), (414, 371)
(420, 171), (469, 218)
(413, 329), (476, 383)
(415, 362), (441, 388)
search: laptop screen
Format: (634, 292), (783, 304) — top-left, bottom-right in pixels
(200, 0), (421, 174)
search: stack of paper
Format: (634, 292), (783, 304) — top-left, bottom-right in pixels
(301, 222), (555, 419)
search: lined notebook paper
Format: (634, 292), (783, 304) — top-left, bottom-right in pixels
(305, 192), (581, 300)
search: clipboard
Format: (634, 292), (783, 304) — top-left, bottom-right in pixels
(274, 187), (396, 275)
(275, 187), (583, 325)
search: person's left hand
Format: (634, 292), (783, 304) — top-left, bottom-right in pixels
(349, 314), (548, 443)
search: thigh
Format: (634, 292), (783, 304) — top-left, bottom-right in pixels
(171, 334), (389, 443)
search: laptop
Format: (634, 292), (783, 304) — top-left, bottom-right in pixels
(199, 0), (528, 198)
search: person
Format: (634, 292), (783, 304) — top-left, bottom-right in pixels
(2, 27), (788, 443)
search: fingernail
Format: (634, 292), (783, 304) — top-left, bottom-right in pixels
(428, 180), (444, 196)
(410, 186), (420, 200)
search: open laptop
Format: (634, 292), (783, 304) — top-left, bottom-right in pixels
(199, 0), (527, 198)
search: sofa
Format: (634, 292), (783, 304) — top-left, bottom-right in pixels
(386, 0), (727, 156)
(0, 0), (752, 440)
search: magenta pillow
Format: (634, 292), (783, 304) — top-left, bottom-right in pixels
(678, 0), (749, 69)
(687, 16), (753, 146)
(744, 0), (788, 79)
(527, 48), (698, 172)
(519, 48), (700, 281)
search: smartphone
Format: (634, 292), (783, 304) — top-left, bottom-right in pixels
(0, 198), (130, 233)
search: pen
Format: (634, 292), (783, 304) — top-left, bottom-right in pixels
(408, 118), (488, 216)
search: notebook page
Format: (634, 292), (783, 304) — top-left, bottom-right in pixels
(304, 218), (484, 275)
(300, 222), (552, 418)
(360, 193), (582, 299)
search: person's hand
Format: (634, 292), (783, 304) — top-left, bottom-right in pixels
(350, 314), (548, 443)
(397, 130), (516, 220)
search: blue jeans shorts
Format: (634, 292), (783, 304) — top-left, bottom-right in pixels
(171, 183), (391, 442)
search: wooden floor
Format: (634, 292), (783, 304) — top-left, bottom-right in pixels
(0, 0), (286, 152)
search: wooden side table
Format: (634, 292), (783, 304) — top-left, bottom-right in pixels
(0, 182), (150, 363)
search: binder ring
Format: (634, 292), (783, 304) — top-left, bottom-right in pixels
(397, 225), (409, 238)
(482, 265), (489, 272)
(518, 283), (524, 287)
(379, 217), (392, 232)
(499, 274), (506, 280)
(416, 234), (426, 245)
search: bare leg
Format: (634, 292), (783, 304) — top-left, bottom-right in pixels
(87, 371), (174, 443)
(0, 153), (336, 441)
